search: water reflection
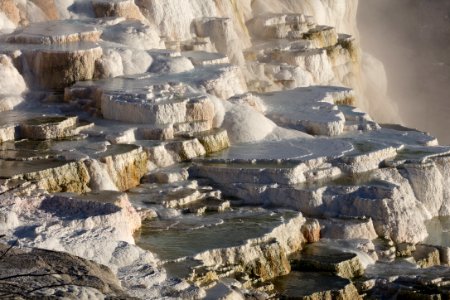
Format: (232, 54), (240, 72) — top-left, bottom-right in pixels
(424, 216), (450, 247)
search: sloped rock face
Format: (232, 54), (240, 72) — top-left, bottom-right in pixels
(196, 129), (230, 154)
(0, 54), (26, 95)
(92, 0), (147, 21)
(0, 54), (26, 112)
(0, 0), (20, 27)
(97, 145), (148, 191)
(0, 243), (129, 299)
(1, 20), (103, 90)
(0, 125), (16, 143)
(1, 160), (90, 193)
(24, 43), (103, 89)
(30, 0), (59, 20)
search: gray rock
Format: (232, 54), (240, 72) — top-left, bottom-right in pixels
(0, 243), (132, 299)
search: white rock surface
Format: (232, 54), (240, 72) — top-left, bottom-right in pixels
(0, 191), (166, 298)
(0, 95), (24, 112)
(222, 104), (277, 144)
(251, 0), (359, 37)
(150, 55), (195, 74)
(6, 20), (101, 44)
(0, 54), (26, 95)
(101, 20), (162, 50)
(321, 218), (379, 241)
(85, 159), (119, 191)
(0, 1), (448, 299)
(260, 86), (353, 136)
(94, 49), (124, 79)
(117, 48), (153, 75)
(0, 12), (16, 33)
(0, 124), (16, 142)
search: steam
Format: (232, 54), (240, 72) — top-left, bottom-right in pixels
(358, 0), (450, 144)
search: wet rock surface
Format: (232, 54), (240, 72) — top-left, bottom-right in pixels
(0, 1), (448, 299)
(292, 243), (365, 279)
(272, 272), (361, 300)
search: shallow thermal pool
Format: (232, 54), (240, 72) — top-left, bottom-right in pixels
(136, 208), (297, 262)
(424, 216), (450, 247)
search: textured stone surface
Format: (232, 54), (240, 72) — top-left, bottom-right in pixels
(301, 219), (321, 243)
(413, 244), (441, 268)
(3, 160), (91, 193)
(26, 44), (102, 90)
(0, 243), (129, 299)
(6, 20), (101, 44)
(196, 129), (230, 154)
(0, 0), (20, 26)
(97, 145), (148, 191)
(0, 125), (16, 143)
(19, 116), (78, 140)
(92, 0), (146, 21)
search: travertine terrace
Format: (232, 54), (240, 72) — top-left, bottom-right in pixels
(0, 1), (449, 299)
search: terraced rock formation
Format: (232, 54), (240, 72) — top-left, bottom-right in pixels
(0, 1), (449, 299)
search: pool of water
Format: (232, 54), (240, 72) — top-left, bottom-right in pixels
(136, 208), (296, 261)
(0, 159), (68, 178)
(272, 271), (351, 298)
(424, 216), (450, 247)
